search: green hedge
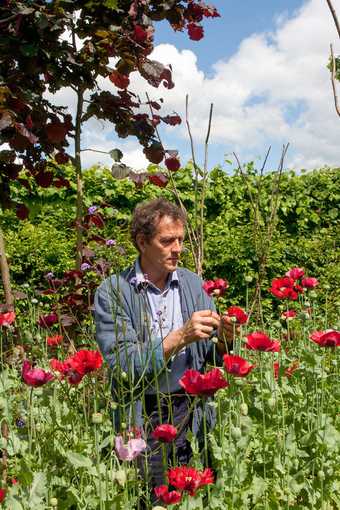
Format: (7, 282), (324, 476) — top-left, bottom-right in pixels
(1, 164), (339, 307)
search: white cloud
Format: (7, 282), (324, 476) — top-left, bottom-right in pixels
(127, 0), (340, 169)
(45, 0), (340, 170)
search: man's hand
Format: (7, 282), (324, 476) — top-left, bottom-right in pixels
(215, 314), (240, 355)
(218, 314), (239, 343)
(163, 310), (220, 360)
(182, 310), (221, 344)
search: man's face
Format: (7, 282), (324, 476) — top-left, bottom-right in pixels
(138, 216), (185, 274)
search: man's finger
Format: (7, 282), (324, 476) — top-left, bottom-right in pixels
(221, 315), (233, 324)
(197, 310), (220, 320)
(199, 316), (220, 328)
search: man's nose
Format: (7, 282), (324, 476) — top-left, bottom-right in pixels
(172, 239), (182, 252)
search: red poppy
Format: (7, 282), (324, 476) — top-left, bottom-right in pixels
(179, 368), (228, 396)
(50, 350), (103, 385)
(225, 306), (248, 324)
(47, 334), (63, 347)
(309, 330), (340, 347)
(269, 277), (303, 300)
(38, 312), (59, 328)
(245, 332), (281, 352)
(0, 488), (6, 503)
(274, 360), (299, 379)
(152, 424), (177, 443)
(167, 466), (214, 496)
(281, 310), (297, 319)
(0, 311), (16, 326)
(187, 22), (204, 41)
(50, 358), (83, 385)
(223, 355), (255, 377)
(202, 278), (228, 297)
(68, 350), (103, 376)
(22, 360), (54, 387)
(285, 267), (304, 280)
(301, 277), (319, 289)
(154, 485), (182, 505)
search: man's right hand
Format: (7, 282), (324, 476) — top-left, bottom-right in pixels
(163, 310), (220, 360)
(182, 310), (220, 344)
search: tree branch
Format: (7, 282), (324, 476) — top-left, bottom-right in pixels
(330, 44), (340, 116)
(326, 0), (340, 39)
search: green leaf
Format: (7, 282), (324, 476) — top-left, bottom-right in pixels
(66, 451), (93, 469)
(4, 495), (24, 510)
(104, 0), (119, 9)
(250, 475), (266, 503)
(20, 44), (38, 57)
(28, 472), (47, 506)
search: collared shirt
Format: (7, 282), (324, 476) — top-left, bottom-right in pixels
(131, 259), (186, 393)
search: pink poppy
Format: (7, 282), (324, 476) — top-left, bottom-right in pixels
(285, 267), (304, 280)
(22, 360), (54, 387)
(115, 435), (146, 461)
(301, 277), (319, 289)
(0, 311), (15, 326)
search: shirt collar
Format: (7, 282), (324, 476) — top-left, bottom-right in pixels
(131, 258), (179, 291)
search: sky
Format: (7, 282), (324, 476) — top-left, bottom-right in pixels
(50, 0), (340, 173)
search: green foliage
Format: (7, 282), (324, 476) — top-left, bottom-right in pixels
(4, 220), (75, 285)
(1, 286), (339, 508)
(2, 165), (339, 312)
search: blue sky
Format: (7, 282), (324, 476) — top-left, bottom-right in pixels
(154, 1), (305, 71)
(72, 0), (340, 173)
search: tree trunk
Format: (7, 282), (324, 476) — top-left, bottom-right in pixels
(0, 226), (14, 310)
(75, 88), (84, 270)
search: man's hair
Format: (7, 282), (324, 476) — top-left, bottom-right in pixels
(130, 198), (187, 250)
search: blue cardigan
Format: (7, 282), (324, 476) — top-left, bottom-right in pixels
(94, 264), (222, 434)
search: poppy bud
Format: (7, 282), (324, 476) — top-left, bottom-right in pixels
(240, 403), (248, 416)
(92, 412), (103, 424)
(317, 470), (325, 480)
(268, 397), (276, 410)
(230, 426), (242, 440)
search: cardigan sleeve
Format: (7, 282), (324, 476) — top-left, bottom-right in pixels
(179, 269), (224, 367)
(94, 277), (166, 383)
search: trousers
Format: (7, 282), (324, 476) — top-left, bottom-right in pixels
(138, 391), (193, 506)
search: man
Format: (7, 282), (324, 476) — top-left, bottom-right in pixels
(94, 198), (233, 491)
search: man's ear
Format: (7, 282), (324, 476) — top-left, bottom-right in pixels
(136, 233), (146, 253)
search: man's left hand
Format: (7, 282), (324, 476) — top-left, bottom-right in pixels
(217, 314), (240, 348)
